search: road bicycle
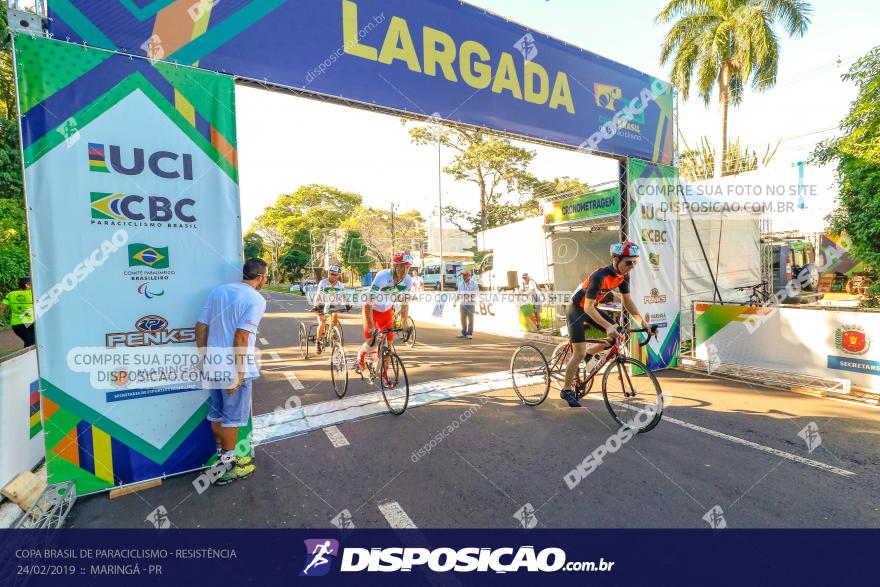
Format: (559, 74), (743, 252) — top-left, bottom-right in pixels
(298, 305), (347, 359)
(392, 308), (417, 347)
(509, 327), (664, 433)
(732, 282), (769, 305)
(329, 327), (410, 415)
(846, 272), (874, 296)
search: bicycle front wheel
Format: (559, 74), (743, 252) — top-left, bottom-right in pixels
(330, 341), (348, 399)
(601, 357), (663, 433)
(331, 324), (344, 348)
(509, 344), (550, 406)
(380, 349), (409, 415)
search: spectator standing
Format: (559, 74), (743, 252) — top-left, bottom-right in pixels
(1, 277), (35, 348)
(456, 269), (478, 339)
(521, 273), (543, 330)
(410, 268), (424, 291)
(195, 259), (268, 486)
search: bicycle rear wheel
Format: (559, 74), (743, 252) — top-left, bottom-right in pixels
(298, 323), (309, 359)
(601, 357), (663, 433)
(509, 344), (550, 406)
(379, 347), (409, 415)
(330, 341), (348, 398)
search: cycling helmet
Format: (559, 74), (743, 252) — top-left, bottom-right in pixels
(610, 241), (640, 258)
(392, 251), (413, 265)
(328, 264), (341, 274)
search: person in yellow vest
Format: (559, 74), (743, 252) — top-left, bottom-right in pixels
(1, 277), (35, 348)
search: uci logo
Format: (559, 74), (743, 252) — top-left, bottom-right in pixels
(90, 192), (196, 223)
(88, 143), (193, 180)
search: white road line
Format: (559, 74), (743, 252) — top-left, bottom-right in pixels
(662, 415), (856, 477)
(268, 351), (281, 361)
(378, 501), (417, 529)
(259, 337), (269, 345)
(323, 425), (350, 447)
(284, 372), (304, 390)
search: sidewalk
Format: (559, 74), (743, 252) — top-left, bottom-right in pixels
(0, 328), (23, 357)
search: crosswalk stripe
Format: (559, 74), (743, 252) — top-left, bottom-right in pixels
(378, 501), (417, 528)
(322, 425), (349, 447)
(269, 351), (281, 361)
(259, 337), (269, 345)
(284, 372), (304, 390)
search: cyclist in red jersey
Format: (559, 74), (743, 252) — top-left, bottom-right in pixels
(560, 241), (653, 407)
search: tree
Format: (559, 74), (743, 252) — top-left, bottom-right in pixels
(527, 176), (591, 215)
(0, 16), (29, 303)
(254, 225), (287, 284)
(340, 205), (426, 267)
(813, 48), (880, 306)
(656, 0), (812, 177)
(242, 231), (265, 260)
(277, 248), (310, 282)
(340, 230), (373, 278)
(408, 123), (538, 234)
(678, 135), (779, 181)
(256, 184), (362, 241)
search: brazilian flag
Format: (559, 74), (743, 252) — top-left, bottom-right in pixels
(128, 244), (169, 268)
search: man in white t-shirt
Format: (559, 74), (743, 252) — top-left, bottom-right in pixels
(521, 273), (543, 329)
(196, 258), (268, 486)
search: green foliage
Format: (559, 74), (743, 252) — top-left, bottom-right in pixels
(256, 183), (362, 241)
(242, 230), (265, 260)
(679, 135), (779, 181)
(813, 48), (880, 306)
(340, 230), (373, 277)
(0, 37), (29, 311)
(340, 205), (425, 267)
(277, 248), (310, 282)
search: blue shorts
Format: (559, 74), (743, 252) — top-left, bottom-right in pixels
(207, 378), (253, 428)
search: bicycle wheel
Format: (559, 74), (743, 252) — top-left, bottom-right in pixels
(331, 324), (344, 348)
(509, 344), (550, 406)
(601, 357), (663, 433)
(330, 341), (348, 399)
(298, 323), (309, 359)
(379, 346), (409, 415)
(401, 317), (416, 347)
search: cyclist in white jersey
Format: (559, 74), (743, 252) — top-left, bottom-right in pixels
(310, 264), (347, 353)
(357, 251), (413, 372)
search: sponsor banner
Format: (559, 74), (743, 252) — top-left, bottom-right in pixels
(0, 350), (46, 489)
(627, 160), (680, 369)
(543, 187), (620, 226)
(1, 529), (877, 584)
(694, 303), (880, 391)
(48, 0), (674, 164)
(14, 34), (243, 494)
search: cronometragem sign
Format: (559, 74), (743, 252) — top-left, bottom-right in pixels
(48, 0), (674, 163)
(543, 188), (621, 226)
(14, 34), (243, 494)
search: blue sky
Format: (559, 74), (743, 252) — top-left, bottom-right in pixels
(236, 0), (879, 230)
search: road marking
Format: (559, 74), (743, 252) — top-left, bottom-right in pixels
(268, 351), (281, 361)
(662, 415), (856, 477)
(323, 425), (349, 447)
(259, 337), (269, 345)
(378, 501), (417, 529)
(284, 372), (304, 390)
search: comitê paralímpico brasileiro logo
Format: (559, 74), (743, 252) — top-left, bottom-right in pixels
(835, 324), (870, 355)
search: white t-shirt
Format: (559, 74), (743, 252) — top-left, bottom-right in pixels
(369, 269), (413, 312)
(197, 282), (267, 381)
(315, 278), (347, 309)
(457, 278), (479, 305)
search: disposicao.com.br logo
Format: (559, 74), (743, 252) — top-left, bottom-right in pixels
(299, 541), (614, 575)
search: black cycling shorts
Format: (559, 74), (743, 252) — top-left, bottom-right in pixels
(566, 304), (612, 344)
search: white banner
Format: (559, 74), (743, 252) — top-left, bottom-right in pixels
(0, 350), (45, 489)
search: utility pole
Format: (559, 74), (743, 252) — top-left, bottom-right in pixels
(437, 122), (444, 292)
(390, 203), (396, 252)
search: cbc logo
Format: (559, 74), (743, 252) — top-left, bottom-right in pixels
(640, 228), (669, 245)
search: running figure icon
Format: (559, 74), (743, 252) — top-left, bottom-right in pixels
(299, 539), (340, 577)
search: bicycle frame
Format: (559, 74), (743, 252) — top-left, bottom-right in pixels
(550, 329), (657, 388)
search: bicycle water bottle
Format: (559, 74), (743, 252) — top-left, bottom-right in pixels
(584, 353), (602, 373)
(368, 349), (379, 369)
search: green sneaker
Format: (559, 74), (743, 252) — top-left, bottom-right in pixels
(206, 452), (253, 468)
(215, 458), (256, 486)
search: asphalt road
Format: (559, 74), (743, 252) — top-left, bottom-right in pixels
(66, 291), (880, 529)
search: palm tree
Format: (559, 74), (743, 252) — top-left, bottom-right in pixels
(656, 0), (812, 177)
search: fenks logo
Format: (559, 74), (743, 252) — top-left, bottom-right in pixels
(90, 192), (196, 225)
(88, 143), (194, 180)
(835, 324), (870, 355)
(300, 539), (339, 577)
(129, 244), (169, 268)
(105, 315), (195, 348)
(644, 288), (667, 304)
